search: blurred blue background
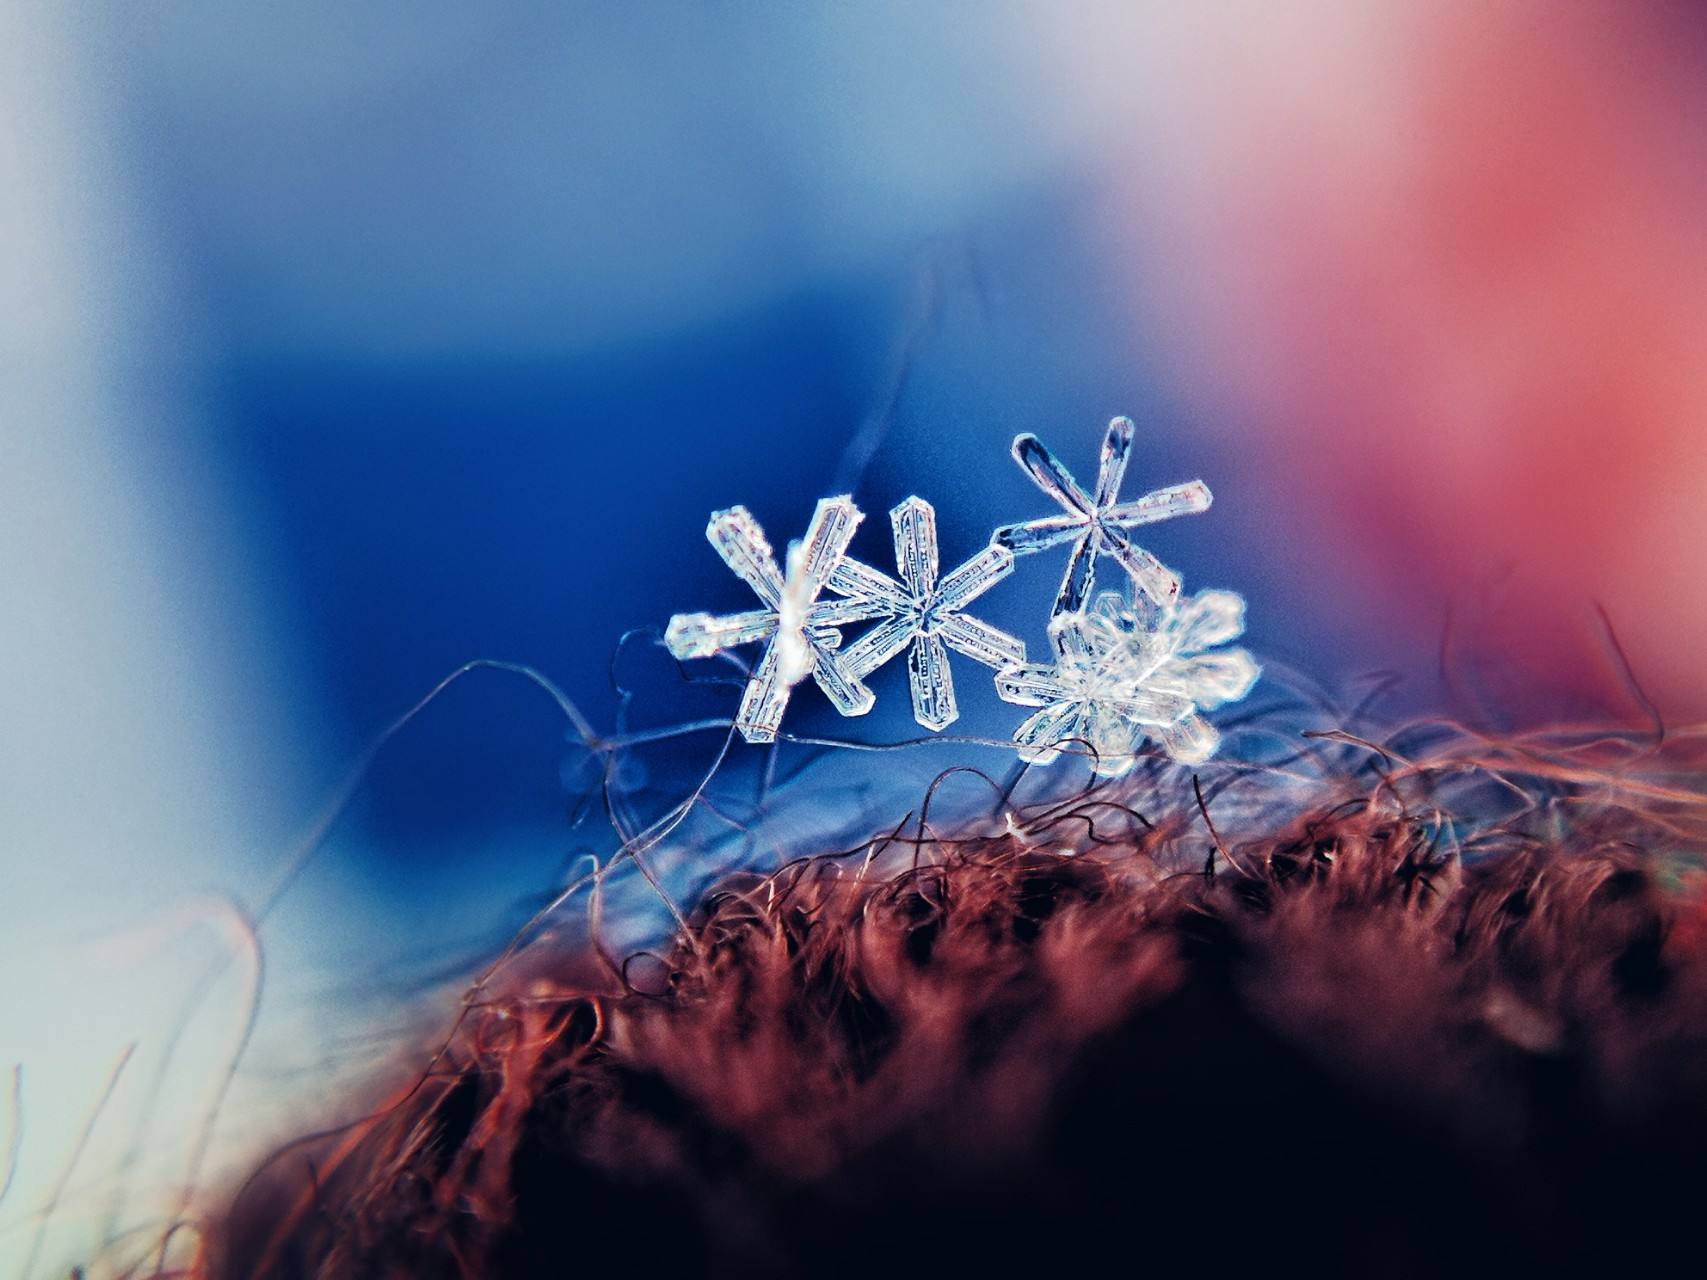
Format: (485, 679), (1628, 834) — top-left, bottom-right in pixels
(53, 2), (1349, 913)
(1, 5), (1491, 1270)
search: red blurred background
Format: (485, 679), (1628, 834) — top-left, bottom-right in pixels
(1056, 0), (1707, 718)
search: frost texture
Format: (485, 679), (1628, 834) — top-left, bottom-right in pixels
(665, 497), (885, 744)
(995, 585), (1260, 775)
(827, 497), (1025, 730)
(992, 416), (1213, 615)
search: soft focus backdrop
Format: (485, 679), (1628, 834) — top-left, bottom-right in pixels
(4, 2), (1706, 1273)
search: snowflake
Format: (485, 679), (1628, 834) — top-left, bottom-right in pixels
(994, 583), (1260, 775)
(665, 497), (886, 744)
(992, 416), (1213, 616)
(826, 496), (1025, 730)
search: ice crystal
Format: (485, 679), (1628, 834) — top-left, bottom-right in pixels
(661, 412), (1248, 761)
(994, 583), (1260, 775)
(665, 497), (886, 744)
(827, 496), (1025, 730)
(992, 416), (1213, 616)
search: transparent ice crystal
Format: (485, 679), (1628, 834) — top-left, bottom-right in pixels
(827, 496), (1025, 730)
(661, 413), (1249, 764)
(994, 583), (1260, 775)
(993, 416), (1213, 616)
(665, 497), (885, 744)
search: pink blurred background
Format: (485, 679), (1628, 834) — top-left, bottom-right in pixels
(1051, 0), (1707, 717)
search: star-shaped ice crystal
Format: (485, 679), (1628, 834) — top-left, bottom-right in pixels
(665, 497), (885, 744)
(826, 496), (1025, 730)
(992, 416), (1213, 616)
(994, 583), (1259, 775)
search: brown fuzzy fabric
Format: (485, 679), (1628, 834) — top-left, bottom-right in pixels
(208, 746), (1707, 1280)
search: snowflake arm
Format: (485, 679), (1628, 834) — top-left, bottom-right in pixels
(1162, 587), (1248, 652)
(1010, 702), (1084, 767)
(1092, 410), (1134, 507)
(831, 496), (1025, 731)
(987, 512), (1082, 556)
(665, 496), (882, 744)
(809, 592), (893, 629)
(1098, 528), (1177, 610)
(1014, 431), (1095, 513)
(706, 505), (785, 609)
(934, 544), (1012, 614)
(662, 608), (774, 658)
(1147, 589), (1260, 713)
(1150, 651), (1261, 710)
(992, 660), (1071, 707)
(937, 613), (1025, 669)
(992, 416), (1213, 615)
(906, 633), (955, 729)
(892, 494), (937, 595)
(841, 611), (916, 680)
(828, 555), (912, 613)
(736, 639), (790, 745)
(1156, 713), (1219, 765)
(1107, 480), (1215, 528)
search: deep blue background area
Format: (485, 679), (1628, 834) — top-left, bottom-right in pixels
(79, 4), (1379, 914)
(197, 295), (1290, 903)
(189, 227), (1337, 900)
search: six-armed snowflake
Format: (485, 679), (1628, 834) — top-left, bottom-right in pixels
(665, 417), (1260, 766)
(994, 583), (1259, 776)
(664, 497), (887, 744)
(993, 415), (1212, 614)
(828, 496), (1024, 731)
